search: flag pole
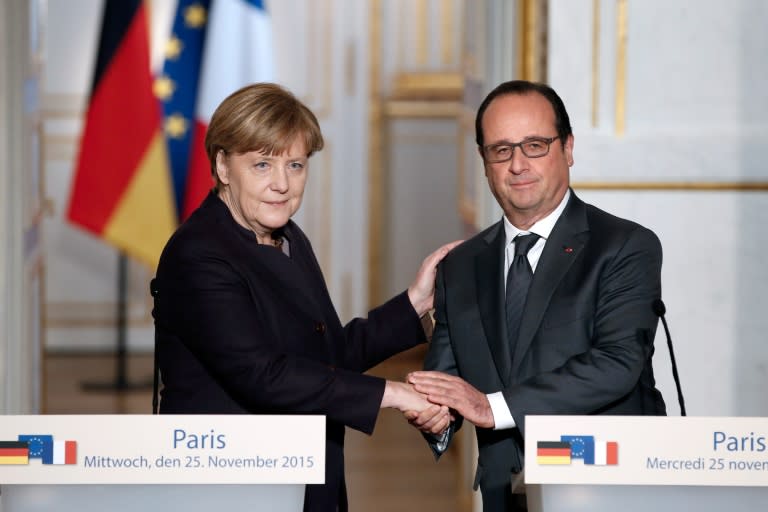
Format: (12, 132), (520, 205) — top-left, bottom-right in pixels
(81, 251), (152, 392)
(115, 251), (129, 388)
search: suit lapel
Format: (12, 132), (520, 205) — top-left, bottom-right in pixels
(475, 222), (511, 384)
(510, 193), (590, 377)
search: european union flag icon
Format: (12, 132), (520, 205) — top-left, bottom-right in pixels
(561, 435), (596, 464)
(18, 435), (54, 464)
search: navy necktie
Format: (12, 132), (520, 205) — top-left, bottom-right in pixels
(505, 233), (540, 348)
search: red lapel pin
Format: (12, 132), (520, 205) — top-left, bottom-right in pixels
(563, 246), (573, 253)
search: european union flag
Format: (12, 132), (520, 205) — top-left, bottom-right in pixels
(157, 0), (211, 218)
(561, 435), (596, 464)
(18, 434), (54, 464)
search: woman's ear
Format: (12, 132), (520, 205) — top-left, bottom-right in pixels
(215, 150), (230, 185)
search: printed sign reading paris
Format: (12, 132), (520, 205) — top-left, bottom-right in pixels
(0, 415), (324, 484)
(525, 416), (768, 487)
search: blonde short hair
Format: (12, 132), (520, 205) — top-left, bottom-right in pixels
(205, 83), (325, 190)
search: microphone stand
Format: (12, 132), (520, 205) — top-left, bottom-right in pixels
(653, 299), (686, 416)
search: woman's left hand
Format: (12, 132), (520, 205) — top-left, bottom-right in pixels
(407, 240), (463, 317)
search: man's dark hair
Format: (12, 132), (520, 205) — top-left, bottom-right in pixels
(474, 80), (573, 148)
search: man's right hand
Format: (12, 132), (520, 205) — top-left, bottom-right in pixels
(407, 371), (495, 429)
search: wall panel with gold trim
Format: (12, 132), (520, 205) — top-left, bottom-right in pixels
(547, 0), (768, 417)
(368, 0), (466, 306)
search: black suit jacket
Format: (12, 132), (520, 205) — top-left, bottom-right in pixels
(425, 191), (666, 510)
(153, 193), (426, 511)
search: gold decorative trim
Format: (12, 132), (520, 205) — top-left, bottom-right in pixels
(323, 0), (334, 115)
(615, 0), (628, 135)
(528, 0), (541, 81)
(516, 0), (544, 81)
(37, 118), (49, 218)
(457, 109), (477, 226)
(45, 318), (154, 328)
(390, 133), (457, 143)
(367, 0), (384, 308)
(388, 133), (456, 146)
(572, 181), (768, 191)
(459, 200), (477, 227)
(340, 272), (354, 330)
(40, 248), (49, 412)
(390, 72), (463, 100)
(42, 109), (82, 120)
(441, 0), (455, 66)
(416, 0), (428, 66)
(45, 302), (153, 328)
(42, 93), (84, 118)
(344, 41), (356, 96)
(384, 100), (462, 118)
(44, 133), (78, 162)
(591, 0), (601, 127)
(397, 0), (406, 69)
(321, 145), (333, 275)
(304, 0), (333, 117)
(44, 134), (78, 145)
(299, 147), (332, 276)
(457, 123), (468, 224)
(516, 0), (527, 79)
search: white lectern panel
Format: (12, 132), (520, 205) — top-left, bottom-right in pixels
(525, 416), (768, 486)
(0, 415), (324, 484)
(0, 415), (324, 512)
(525, 416), (768, 512)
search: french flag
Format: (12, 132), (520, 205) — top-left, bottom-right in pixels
(52, 440), (78, 465)
(593, 440), (618, 465)
(181, 0), (274, 219)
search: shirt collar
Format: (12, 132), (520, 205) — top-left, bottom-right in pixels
(503, 188), (571, 244)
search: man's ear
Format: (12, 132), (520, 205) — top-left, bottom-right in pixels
(564, 134), (575, 167)
(478, 146), (490, 176)
(215, 150), (230, 185)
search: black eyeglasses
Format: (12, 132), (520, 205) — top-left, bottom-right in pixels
(482, 136), (559, 163)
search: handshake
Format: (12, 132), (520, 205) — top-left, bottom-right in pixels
(382, 371), (495, 434)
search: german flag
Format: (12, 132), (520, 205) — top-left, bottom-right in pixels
(0, 441), (30, 465)
(67, 0), (176, 269)
(536, 441), (571, 465)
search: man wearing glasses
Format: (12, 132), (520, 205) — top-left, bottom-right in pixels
(406, 80), (667, 511)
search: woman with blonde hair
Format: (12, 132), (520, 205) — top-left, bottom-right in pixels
(152, 83), (457, 511)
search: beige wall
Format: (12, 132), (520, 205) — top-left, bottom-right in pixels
(545, 0), (768, 418)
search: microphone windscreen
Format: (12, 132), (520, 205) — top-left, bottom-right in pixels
(651, 298), (666, 316)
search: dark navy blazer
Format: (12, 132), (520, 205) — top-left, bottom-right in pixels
(154, 192), (426, 511)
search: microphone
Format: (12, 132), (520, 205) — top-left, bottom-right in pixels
(652, 299), (686, 416)
(149, 278), (159, 297)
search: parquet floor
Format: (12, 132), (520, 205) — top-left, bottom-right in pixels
(43, 346), (471, 512)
